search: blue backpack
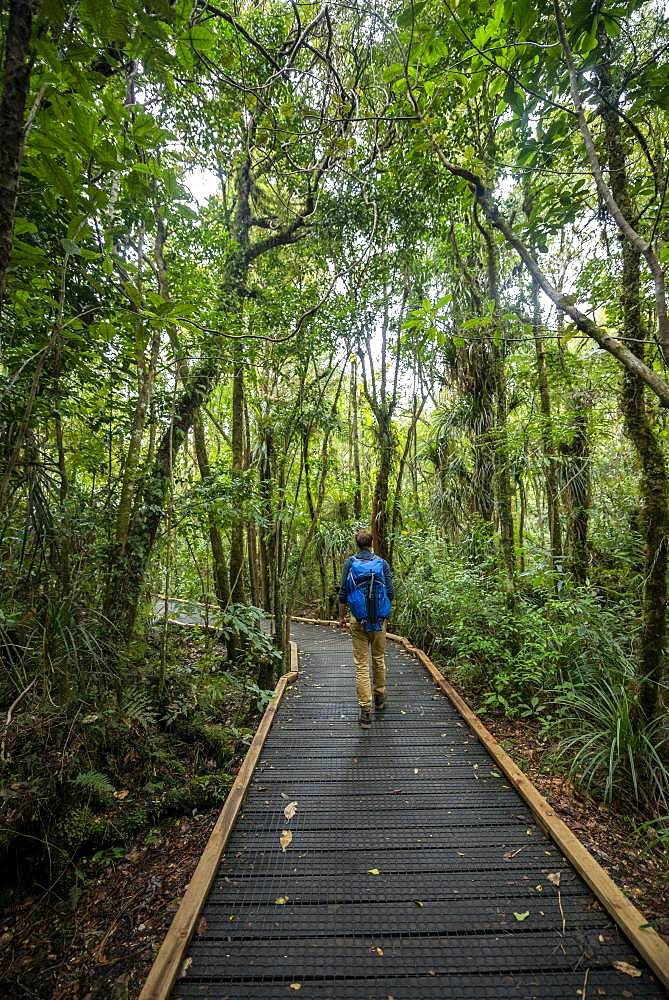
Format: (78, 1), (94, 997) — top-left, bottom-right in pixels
(346, 555), (391, 632)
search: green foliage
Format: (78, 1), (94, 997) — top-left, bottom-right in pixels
(550, 673), (669, 809)
(71, 770), (115, 804)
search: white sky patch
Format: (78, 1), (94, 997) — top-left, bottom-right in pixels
(184, 167), (220, 205)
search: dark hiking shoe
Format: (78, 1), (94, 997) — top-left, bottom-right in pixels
(358, 707), (372, 728)
(374, 694), (387, 711)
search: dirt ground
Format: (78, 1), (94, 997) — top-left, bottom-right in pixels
(1, 710), (667, 998)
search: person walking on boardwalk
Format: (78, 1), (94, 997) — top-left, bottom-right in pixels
(338, 528), (394, 728)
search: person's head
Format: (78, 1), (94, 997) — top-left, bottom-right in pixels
(355, 528), (373, 550)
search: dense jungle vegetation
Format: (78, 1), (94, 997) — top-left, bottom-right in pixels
(2, 0), (669, 928)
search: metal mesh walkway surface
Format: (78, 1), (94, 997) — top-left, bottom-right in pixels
(172, 622), (665, 999)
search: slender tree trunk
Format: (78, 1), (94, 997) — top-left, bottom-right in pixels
(531, 278), (563, 576)
(471, 340), (496, 526)
(479, 216), (515, 603)
(0, 0), (34, 316)
(258, 428), (274, 613)
(516, 471), (526, 576)
(303, 429), (328, 611)
(351, 360), (362, 518)
(389, 396), (424, 564)
(560, 400), (590, 584)
(229, 343), (247, 604)
(193, 412), (230, 608)
(371, 416), (392, 560)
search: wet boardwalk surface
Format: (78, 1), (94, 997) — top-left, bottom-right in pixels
(173, 621), (665, 998)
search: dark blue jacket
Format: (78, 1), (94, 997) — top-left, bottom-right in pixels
(339, 548), (394, 605)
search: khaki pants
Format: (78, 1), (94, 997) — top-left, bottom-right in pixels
(350, 620), (387, 710)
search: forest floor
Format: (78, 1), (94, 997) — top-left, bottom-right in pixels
(1, 657), (667, 998)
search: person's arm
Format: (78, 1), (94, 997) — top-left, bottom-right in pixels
(338, 557), (351, 626)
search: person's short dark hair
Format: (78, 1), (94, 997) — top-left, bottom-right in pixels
(355, 528), (373, 549)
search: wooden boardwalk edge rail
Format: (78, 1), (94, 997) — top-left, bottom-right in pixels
(141, 610), (669, 996)
(292, 615), (669, 991)
(139, 641), (299, 1000)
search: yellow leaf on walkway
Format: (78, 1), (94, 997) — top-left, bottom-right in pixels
(279, 830), (293, 852)
(367, 868), (381, 875)
(284, 800), (298, 820)
(612, 961), (642, 978)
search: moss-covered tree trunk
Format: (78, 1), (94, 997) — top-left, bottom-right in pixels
(598, 47), (668, 719)
(0, 0), (34, 315)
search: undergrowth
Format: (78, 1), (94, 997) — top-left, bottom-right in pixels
(394, 541), (669, 813)
(0, 610), (279, 907)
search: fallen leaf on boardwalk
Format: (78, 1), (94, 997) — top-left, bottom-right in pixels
(547, 872), (561, 887)
(490, 771), (501, 777)
(513, 911), (530, 921)
(178, 957), (192, 978)
(427, 968), (436, 976)
(414, 900), (424, 907)
(283, 800), (298, 820)
(113, 789), (129, 800)
(535, 885), (543, 892)
(289, 984), (302, 991)
(413, 768), (419, 775)
(196, 916), (208, 936)
(367, 868), (381, 875)
(612, 961), (642, 978)
(374, 946), (384, 956)
(279, 830), (293, 852)
(275, 896), (289, 904)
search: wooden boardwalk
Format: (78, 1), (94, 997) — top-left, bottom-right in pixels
(163, 621), (666, 998)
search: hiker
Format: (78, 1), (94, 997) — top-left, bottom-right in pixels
(338, 528), (394, 728)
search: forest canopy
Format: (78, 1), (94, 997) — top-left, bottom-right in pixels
(2, 0), (669, 909)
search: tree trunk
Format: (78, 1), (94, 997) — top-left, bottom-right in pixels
(371, 416), (392, 560)
(258, 427), (274, 613)
(303, 429), (328, 612)
(389, 395), (424, 564)
(559, 399), (590, 584)
(471, 339), (496, 525)
(229, 344), (247, 603)
(0, 0), (33, 315)
(351, 360), (362, 519)
(531, 278), (563, 577)
(104, 356), (225, 634)
(479, 216), (515, 604)
(598, 47), (668, 718)
(193, 412), (230, 608)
